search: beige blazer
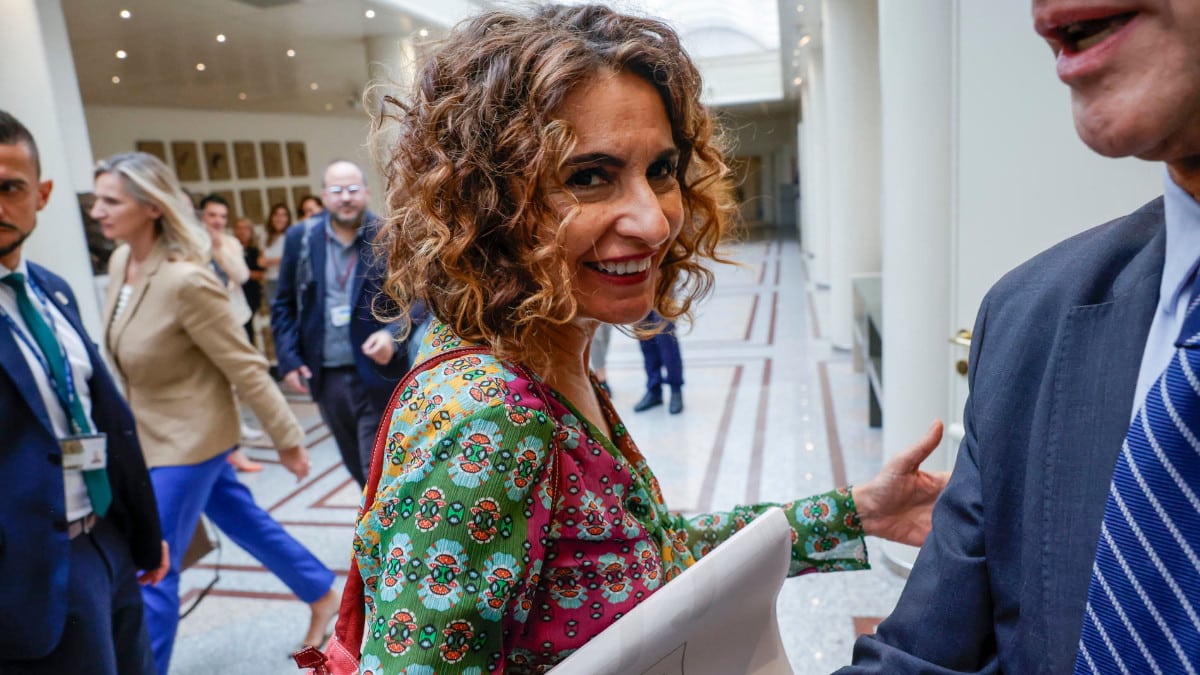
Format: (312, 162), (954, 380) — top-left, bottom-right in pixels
(104, 243), (303, 468)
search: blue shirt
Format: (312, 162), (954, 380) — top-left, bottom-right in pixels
(320, 221), (361, 368)
(1132, 172), (1200, 416)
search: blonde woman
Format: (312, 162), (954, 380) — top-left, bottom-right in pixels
(91, 152), (338, 674)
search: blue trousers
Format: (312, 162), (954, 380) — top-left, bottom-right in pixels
(142, 450), (335, 675)
(1, 517), (154, 674)
(639, 313), (684, 390)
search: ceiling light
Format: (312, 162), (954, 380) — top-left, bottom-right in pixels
(238, 92), (247, 100)
(365, 9), (376, 18)
(325, 103), (334, 111)
(119, 9), (131, 19)
(418, 28), (429, 37)
(115, 49), (127, 59)
(310, 82), (319, 90)
(216, 34), (226, 43)
(286, 49), (296, 57)
(793, 76), (803, 86)
(797, 3), (805, 11)
(798, 35), (812, 47)
(112, 76), (121, 84)
(196, 63), (206, 71)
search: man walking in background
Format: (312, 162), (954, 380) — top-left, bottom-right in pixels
(271, 159), (420, 485)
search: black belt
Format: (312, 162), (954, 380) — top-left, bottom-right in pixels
(66, 513), (98, 539)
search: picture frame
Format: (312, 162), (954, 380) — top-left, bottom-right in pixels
(286, 141), (308, 177)
(171, 141), (201, 182)
(239, 188), (265, 223)
(214, 190), (237, 216)
(266, 186), (289, 212)
(292, 185), (314, 210)
(261, 141), (284, 178)
(233, 141), (258, 179)
(203, 141), (232, 182)
(135, 140), (167, 164)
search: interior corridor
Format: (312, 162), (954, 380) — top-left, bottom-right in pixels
(171, 232), (910, 674)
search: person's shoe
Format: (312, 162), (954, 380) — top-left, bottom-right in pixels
(301, 587), (340, 651)
(633, 389), (663, 412)
(668, 388), (684, 415)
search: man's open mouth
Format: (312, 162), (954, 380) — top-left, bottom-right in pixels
(1056, 12), (1137, 53)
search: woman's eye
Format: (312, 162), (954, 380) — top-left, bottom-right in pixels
(648, 160), (677, 180)
(566, 168), (609, 189)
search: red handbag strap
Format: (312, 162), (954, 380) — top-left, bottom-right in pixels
(331, 345), (490, 656)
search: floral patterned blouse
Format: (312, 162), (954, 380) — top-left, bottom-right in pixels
(354, 321), (869, 674)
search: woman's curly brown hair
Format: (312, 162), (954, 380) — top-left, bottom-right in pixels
(373, 3), (737, 366)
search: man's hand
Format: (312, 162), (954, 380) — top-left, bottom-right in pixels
(284, 366), (312, 394)
(361, 329), (396, 366)
(138, 540), (170, 586)
(278, 446), (311, 481)
(852, 420), (950, 547)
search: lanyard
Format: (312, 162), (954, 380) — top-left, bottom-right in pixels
(326, 230), (359, 291)
(0, 277), (86, 435)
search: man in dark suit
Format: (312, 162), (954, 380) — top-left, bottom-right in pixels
(843, 3), (1200, 673)
(0, 110), (167, 673)
(270, 159), (422, 485)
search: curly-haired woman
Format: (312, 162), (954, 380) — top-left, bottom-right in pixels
(355, 4), (947, 672)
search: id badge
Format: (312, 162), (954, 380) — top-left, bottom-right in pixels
(330, 304), (351, 328)
(61, 433), (107, 471)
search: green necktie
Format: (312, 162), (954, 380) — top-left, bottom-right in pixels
(2, 273), (112, 517)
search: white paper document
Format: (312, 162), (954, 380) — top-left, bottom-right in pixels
(552, 507), (795, 675)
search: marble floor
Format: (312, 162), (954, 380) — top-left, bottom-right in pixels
(169, 233), (909, 674)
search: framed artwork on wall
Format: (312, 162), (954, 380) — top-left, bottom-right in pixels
(266, 186), (289, 212)
(261, 141), (284, 178)
(135, 141), (167, 164)
(171, 141), (201, 182)
(292, 185), (314, 210)
(286, 141), (308, 176)
(213, 189), (237, 216)
(204, 141), (232, 181)
(239, 188), (265, 223)
(233, 141), (258, 179)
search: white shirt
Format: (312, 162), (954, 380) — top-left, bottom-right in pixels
(0, 258), (95, 519)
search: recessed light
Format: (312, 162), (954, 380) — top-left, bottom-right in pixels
(418, 28), (429, 37)
(798, 35), (811, 47)
(793, 77), (803, 86)
(196, 63), (206, 71)
(115, 49), (127, 59)
(238, 92), (248, 100)
(112, 76), (121, 84)
(325, 103), (333, 111)
(119, 9), (131, 19)
(216, 34), (226, 43)
(365, 9), (375, 18)
(797, 3), (805, 12)
(310, 82), (319, 90)
(286, 49), (296, 58)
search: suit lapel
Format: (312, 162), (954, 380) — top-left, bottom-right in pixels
(1038, 230), (1163, 673)
(313, 215), (328, 323)
(0, 319), (55, 436)
(105, 244), (165, 366)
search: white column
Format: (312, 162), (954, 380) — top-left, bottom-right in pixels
(1, 0), (102, 336)
(821, 0), (881, 348)
(876, 0), (954, 571)
(802, 53), (831, 287)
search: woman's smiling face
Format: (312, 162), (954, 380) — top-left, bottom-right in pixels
(550, 69), (684, 326)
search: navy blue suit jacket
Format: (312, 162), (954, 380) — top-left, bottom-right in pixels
(0, 262), (161, 660)
(269, 211), (419, 410)
(842, 198), (1166, 674)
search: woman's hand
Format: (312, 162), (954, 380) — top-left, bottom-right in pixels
(279, 446), (312, 481)
(852, 420), (950, 547)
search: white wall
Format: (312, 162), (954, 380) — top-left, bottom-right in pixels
(84, 105), (384, 215)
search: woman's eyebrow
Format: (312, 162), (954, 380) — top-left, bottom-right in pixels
(564, 152), (623, 168)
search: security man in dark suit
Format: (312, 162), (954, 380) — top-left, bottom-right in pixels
(0, 109), (167, 674)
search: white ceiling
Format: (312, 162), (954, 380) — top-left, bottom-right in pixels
(63, 0), (797, 117)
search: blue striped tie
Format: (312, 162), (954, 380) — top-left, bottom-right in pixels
(1075, 280), (1200, 674)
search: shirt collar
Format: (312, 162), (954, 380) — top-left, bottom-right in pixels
(323, 217), (364, 250)
(1158, 170), (1200, 315)
(0, 256), (30, 280)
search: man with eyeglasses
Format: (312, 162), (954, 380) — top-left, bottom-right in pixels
(271, 159), (420, 485)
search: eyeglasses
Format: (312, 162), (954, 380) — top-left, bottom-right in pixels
(325, 184), (362, 196)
